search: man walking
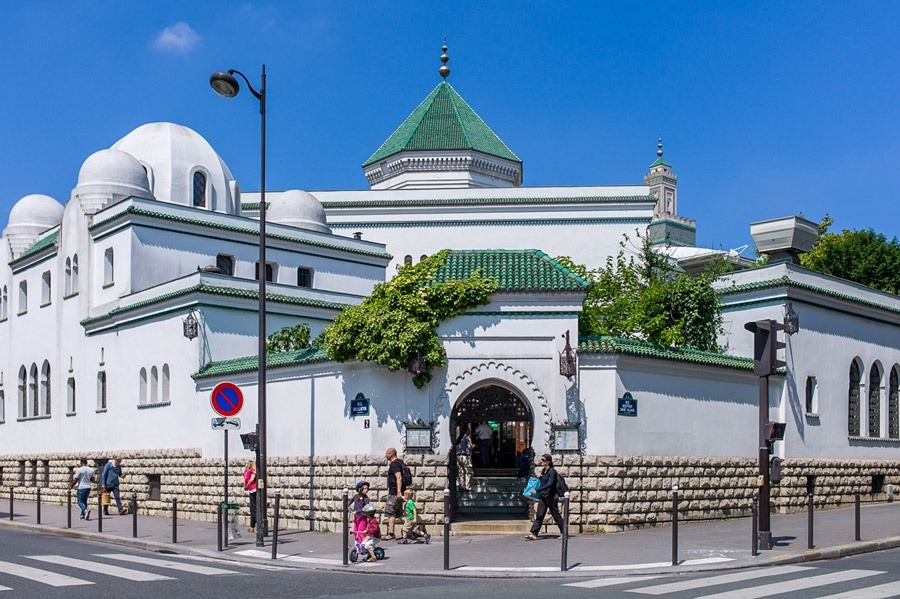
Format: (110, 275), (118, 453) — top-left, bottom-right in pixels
(456, 429), (473, 492)
(383, 447), (407, 540)
(474, 422), (493, 468)
(72, 458), (93, 521)
(101, 456), (127, 516)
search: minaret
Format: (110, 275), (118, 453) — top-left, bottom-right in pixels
(644, 136), (678, 218)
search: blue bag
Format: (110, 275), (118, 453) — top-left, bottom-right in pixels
(522, 476), (540, 499)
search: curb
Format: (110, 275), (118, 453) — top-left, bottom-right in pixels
(3, 518), (900, 579)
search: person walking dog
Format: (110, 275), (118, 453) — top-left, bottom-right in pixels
(525, 453), (566, 540)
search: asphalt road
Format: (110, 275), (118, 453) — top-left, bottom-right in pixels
(1, 528), (900, 598)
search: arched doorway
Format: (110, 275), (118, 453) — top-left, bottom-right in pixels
(451, 385), (532, 471)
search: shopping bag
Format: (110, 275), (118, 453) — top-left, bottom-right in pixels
(522, 476), (540, 499)
(101, 491), (111, 506)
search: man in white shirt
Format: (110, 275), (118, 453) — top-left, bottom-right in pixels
(72, 458), (94, 521)
(474, 422), (493, 468)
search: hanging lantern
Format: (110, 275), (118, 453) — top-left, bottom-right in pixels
(783, 301), (800, 336)
(407, 351), (426, 376)
(559, 330), (577, 378)
(182, 310), (199, 340)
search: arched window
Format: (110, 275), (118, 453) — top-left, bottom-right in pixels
(420, 255), (428, 262)
(192, 171), (207, 208)
(29, 363), (38, 418)
(18, 281), (27, 315)
(1, 285), (7, 319)
(297, 267), (312, 288)
(17, 366), (26, 418)
(889, 366), (899, 439)
(869, 362), (882, 437)
(849, 360), (861, 436)
(139, 368), (148, 405)
(40, 361), (50, 416)
(162, 364), (170, 403)
(103, 248), (114, 286)
(41, 271), (51, 305)
(72, 254), (79, 292)
(97, 371), (107, 410)
(151, 366), (159, 404)
(65, 257), (72, 296)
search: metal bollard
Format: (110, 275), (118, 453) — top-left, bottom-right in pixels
(561, 491), (570, 572)
(671, 484), (679, 566)
(36, 488), (41, 525)
(217, 504), (223, 552)
(131, 493), (138, 538)
(271, 490), (282, 560)
(67, 488), (72, 529)
(223, 501), (229, 549)
(172, 498), (178, 544)
(98, 491), (103, 533)
(807, 492), (814, 549)
(443, 488), (450, 571)
(342, 488), (349, 566)
(8, 488), (12, 521)
(751, 495), (759, 557)
(855, 491), (861, 541)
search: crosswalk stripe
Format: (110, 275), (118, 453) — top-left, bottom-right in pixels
(0, 585), (10, 592)
(564, 576), (664, 589)
(25, 556), (174, 582)
(627, 565), (812, 595)
(96, 554), (242, 576)
(0, 559), (93, 587)
(814, 582), (900, 599)
(694, 569), (884, 599)
(235, 548), (344, 566)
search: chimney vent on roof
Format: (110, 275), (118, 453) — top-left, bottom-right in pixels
(750, 215), (818, 264)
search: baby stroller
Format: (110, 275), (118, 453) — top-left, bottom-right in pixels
(348, 504), (386, 563)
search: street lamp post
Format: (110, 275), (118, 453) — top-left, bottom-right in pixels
(210, 65), (267, 548)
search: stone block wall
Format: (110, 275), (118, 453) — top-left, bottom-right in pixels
(1, 450), (898, 534)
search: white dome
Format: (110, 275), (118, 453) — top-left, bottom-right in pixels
(8, 194), (64, 229)
(77, 149), (151, 193)
(267, 190), (331, 234)
(112, 122), (237, 213)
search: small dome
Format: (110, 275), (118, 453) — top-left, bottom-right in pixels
(267, 190), (330, 234)
(77, 149), (151, 193)
(8, 194), (64, 229)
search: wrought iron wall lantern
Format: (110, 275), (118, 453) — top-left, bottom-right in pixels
(404, 420), (434, 450)
(784, 302), (799, 335)
(407, 351), (426, 376)
(559, 331), (577, 378)
(182, 309), (200, 340)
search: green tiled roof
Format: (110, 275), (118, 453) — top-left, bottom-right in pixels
(363, 81), (520, 167)
(320, 195), (655, 209)
(433, 249), (590, 293)
(578, 336), (761, 372)
(649, 156), (671, 168)
(13, 230), (59, 263)
(193, 346), (330, 380)
(718, 275), (900, 316)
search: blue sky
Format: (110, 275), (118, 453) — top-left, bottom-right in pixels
(1, 1), (898, 253)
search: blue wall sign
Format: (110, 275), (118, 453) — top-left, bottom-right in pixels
(617, 392), (638, 417)
(351, 392), (370, 417)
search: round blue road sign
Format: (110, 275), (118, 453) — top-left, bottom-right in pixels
(211, 381), (243, 417)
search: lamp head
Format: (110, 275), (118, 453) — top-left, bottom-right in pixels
(210, 71), (240, 98)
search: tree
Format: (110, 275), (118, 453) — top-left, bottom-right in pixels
(266, 323), (312, 353)
(800, 217), (900, 295)
(321, 250), (499, 388)
(557, 232), (724, 351)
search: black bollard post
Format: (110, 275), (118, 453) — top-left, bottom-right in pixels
(807, 492), (814, 549)
(443, 488), (450, 571)
(217, 504), (223, 552)
(855, 491), (861, 541)
(342, 488), (349, 566)
(172, 498), (178, 544)
(36, 488), (41, 525)
(271, 490), (281, 560)
(671, 484), (679, 566)
(98, 491), (103, 533)
(131, 493), (137, 538)
(8, 488), (12, 521)
(560, 491), (570, 571)
(67, 488), (72, 529)
(751, 495), (759, 557)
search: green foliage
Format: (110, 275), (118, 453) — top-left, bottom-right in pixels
(557, 232), (724, 352)
(321, 250), (499, 388)
(800, 217), (900, 295)
(266, 323), (312, 353)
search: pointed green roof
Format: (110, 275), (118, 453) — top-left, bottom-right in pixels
(649, 156), (671, 168)
(363, 81), (521, 167)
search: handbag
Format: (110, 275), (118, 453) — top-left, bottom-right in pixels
(101, 491), (111, 506)
(522, 476), (540, 499)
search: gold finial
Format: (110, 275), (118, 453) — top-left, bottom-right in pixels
(439, 36), (450, 79)
(657, 136), (664, 158)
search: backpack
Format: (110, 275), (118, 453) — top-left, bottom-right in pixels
(555, 471), (569, 496)
(399, 460), (414, 488)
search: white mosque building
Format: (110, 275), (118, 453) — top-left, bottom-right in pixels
(1, 51), (899, 533)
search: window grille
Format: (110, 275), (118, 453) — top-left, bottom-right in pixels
(849, 361), (861, 436)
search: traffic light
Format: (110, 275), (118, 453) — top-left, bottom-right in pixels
(744, 319), (786, 375)
(762, 421), (787, 446)
(770, 456), (783, 484)
(240, 431), (258, 452)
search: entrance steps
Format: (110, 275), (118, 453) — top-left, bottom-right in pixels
(456, 475), (528, 518)
(452, 516), (532, 535)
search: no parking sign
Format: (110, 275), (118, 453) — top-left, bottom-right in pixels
(210, 381), (244, 417)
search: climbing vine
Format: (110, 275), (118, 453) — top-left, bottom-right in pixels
(321, 250), (500, 387)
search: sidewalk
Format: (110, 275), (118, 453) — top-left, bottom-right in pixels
(1, 498), (899, 578)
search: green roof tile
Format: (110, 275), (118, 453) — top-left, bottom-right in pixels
(193, 346), (330, 380)
(434, 249), (590, 293)
(649, 156), (671, 168)
(363, 81), (520, 167)
(578, 336), (763, 372)
(320, 195), (655, 210)
(12, 230), (59, 263)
